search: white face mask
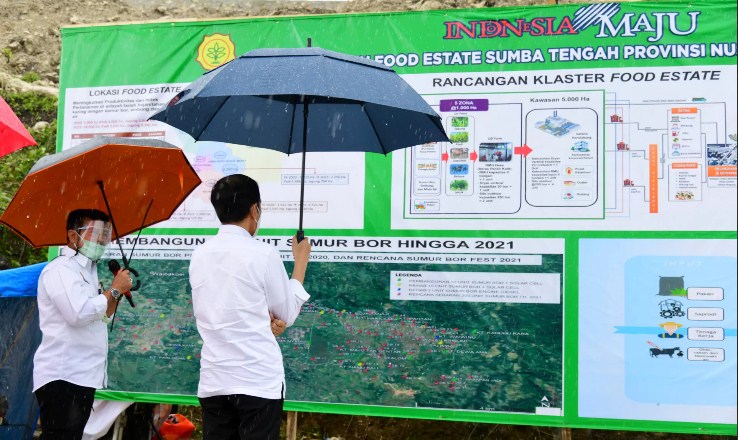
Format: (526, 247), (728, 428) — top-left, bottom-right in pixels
(74, 220), (112, 261)
(76, 233), (107, 261)
(253, 208), (261, 237)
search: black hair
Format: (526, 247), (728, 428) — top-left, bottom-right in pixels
(210, 174), (261, 224)
(66, 209), (110, 232)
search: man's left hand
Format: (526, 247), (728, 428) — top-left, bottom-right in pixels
(270, 312), (286, 336)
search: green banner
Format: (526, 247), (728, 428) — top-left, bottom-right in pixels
(59, 0), (736, 435)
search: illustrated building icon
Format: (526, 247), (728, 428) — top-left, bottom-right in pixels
(546, 111), (567, 130)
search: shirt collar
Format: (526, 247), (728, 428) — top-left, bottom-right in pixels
(60, 246), (94, 270)
(218, 224), (253, 238)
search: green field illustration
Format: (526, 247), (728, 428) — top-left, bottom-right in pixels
(450, 180), (469, 191)
(103, 256), (563, 413)
(449, 131), (469, 143)
(451, 116), (469, 127)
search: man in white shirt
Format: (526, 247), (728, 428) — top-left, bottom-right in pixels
(33, 209), (133, 440)
(189, 174), (311, 440)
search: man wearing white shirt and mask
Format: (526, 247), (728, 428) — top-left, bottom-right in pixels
(33, 209), (133, 440)
(189, 174), (311, 440)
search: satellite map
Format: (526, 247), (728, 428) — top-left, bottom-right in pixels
(104, 255), (563, 413)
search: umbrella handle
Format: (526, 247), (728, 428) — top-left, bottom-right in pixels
(108, 265), (141, 331)
(296, 230), (305, 243)
(127, 267), (141, 291)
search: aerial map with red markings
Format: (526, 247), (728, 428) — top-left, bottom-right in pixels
(104, 254), (563, 414)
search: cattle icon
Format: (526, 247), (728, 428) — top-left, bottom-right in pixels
(649, 347), (681, 358)
(647, 340), (683, 359)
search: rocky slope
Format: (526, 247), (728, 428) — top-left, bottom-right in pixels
(0, 0), (549, 94)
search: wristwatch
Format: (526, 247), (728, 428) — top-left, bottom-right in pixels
(110, 288), (122, 301)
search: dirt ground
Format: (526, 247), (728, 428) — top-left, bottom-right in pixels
(0, 0), (548, 89)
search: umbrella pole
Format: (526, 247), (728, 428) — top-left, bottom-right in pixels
(97, 181), (129, 268)
(297, 98), (308, 243)
(98, 182), (150, 330)
(98, 180), (129, 331)
(297, 35), (311, 240)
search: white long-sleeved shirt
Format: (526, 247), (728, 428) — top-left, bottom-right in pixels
(189, 225), (309, 399)
(33, 247), (110, 392)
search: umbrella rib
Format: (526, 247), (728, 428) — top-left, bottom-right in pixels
(362, 104), (387, 155)
(194, 96), (232, 140)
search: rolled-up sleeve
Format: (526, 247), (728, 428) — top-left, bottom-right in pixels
(40, 266), (107, 327)
(263, 249), (309, 327)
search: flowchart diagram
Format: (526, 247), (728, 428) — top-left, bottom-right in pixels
(579, 239), (737, 424)
(526, 108), (599, 208)
(620, 255), (736, 408)
(403, 90), (604, 219)
(604, 98), (736, 218)
(393, 66), (736, 231)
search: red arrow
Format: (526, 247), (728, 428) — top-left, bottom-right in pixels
(514, 144), (533, 157)
(441, 152), (449, 162)
(470, 151), (478, 162)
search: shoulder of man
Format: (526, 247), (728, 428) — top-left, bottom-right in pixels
(41, 252), (74, 272)
(194, 231), (273, 252)
(249, 236), (280, 257)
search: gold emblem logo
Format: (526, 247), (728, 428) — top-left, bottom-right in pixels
(196, 33), (236, 70)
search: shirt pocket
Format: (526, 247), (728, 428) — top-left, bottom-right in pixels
(85, 282), (99, 298)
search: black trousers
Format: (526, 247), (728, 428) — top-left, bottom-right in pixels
(199, 393), (284, 440)
(34, 380), (96, 440)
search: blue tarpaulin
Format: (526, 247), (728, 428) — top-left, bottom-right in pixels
(0, 262), (45, 297)
(0, 264), (43, 439)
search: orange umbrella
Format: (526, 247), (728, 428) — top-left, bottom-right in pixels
(0, 95), (37, 157)
(0, 137), (201, 249)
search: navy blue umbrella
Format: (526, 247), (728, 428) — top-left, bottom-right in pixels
(150, 45), (449, 238)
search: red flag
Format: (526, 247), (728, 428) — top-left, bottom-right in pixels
(0, 95), (37, 157)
